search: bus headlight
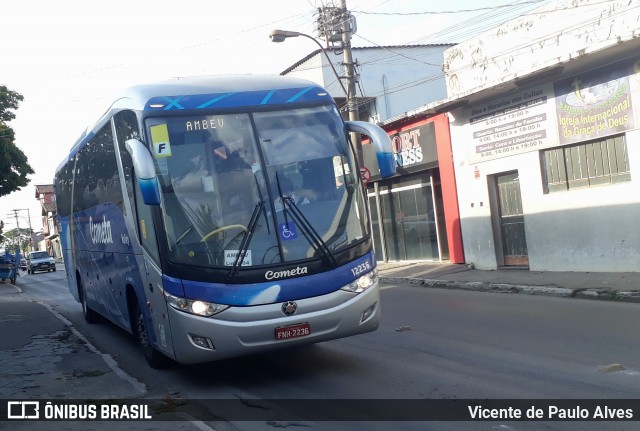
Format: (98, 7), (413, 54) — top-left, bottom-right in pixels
(164, 292), (229, 317)
(341, 269), (378, 294)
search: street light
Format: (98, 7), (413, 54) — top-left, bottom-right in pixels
(269, 29), (348, 97)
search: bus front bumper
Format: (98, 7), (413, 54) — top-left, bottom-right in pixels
(165, 283), (380, 365)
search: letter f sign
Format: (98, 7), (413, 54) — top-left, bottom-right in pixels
(154, 141), (172, 157)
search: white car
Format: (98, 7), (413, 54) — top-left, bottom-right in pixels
(27, 251), (56, 274)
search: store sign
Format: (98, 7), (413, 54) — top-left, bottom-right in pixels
(390, 123), (437, 169)
(464, 57), (639, 164)
(362, 121), (437, 182)
(554, 57), (636, 145)
(391, 129), (424, 167)
(466, 84), (554, 163)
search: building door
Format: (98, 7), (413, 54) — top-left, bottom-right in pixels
(368, 171), (447, 262)
(495, 172), (529, 266)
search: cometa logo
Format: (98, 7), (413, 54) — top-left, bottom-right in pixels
(89, 216), (114, 244)
(265, 266), (308, 280)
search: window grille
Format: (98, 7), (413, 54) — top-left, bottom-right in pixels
(542, 134), (630, 193)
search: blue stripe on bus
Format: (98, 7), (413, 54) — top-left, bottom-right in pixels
(145, 87), (332, 111)
(173, 252), (376, 307)
(196, 92), (236, 109)
(162, 96), (185, 110)
(286, 86), (314, 102)
(260, 90), (275, 105)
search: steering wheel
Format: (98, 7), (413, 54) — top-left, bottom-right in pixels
(200, 224), (248, 242)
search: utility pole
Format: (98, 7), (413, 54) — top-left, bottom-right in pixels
(24, 208), (33, 252)
(10, 208), (34, 253)
(9, 209), (21, 253)
(338, 0), (363, 167)
(316, 0), (363, 166)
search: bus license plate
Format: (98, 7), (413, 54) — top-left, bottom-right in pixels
(275, 323), (311, 340)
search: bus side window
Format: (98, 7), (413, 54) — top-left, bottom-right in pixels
(114, 111), (140, 221)
(113, 111), (160, 263)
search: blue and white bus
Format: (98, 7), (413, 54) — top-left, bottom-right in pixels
(55, 75), (395, 367)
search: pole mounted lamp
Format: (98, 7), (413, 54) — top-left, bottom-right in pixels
(269, 29), (349, 97)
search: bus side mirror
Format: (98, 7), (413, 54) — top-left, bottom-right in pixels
(345, 121), (396, 179)
(125, 138), (161, 205)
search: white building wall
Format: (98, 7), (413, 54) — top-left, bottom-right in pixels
(443, 0), (640, 272)
(449, 56), (640, 272)
(444, 0), (640, 99)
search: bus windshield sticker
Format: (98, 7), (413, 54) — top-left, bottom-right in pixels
(151, 124), (172, 158)
(279, 222), (298, 241)
(185, 117), (224, 131)
(224, 250), (252, 266)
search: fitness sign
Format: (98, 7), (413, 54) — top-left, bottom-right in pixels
(362, 121), (437, 181)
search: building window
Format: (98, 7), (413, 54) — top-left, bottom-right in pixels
(542, 134), (630, 193)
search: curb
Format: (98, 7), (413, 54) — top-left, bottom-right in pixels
(379, 277), (640, 304)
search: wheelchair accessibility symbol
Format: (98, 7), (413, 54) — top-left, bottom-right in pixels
(279, 222), (298, 240)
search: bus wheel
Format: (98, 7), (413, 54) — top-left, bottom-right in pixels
(79, 277), (100, 324)
(134, 302), (168, 369)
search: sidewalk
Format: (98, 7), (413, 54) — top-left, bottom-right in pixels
(0, 278), (213, 429)
(376, 261), (640, 303)
(0, 281), (146, 400)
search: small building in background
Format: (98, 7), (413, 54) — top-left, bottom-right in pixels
(35, 184), (61, 259)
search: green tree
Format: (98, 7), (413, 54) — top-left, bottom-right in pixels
(2, 226), (32, 252)
(0, 85), (34, 197)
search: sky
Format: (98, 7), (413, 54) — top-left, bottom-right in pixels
(0, 0), (546, 235)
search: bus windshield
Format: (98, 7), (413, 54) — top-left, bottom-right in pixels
(149, 104), (368, 269)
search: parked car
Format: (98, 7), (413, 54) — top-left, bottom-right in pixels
(20, 258), (27, 271)
(27, 251), (56, 274)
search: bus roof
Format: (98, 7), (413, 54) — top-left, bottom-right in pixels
(64, 74), (334, 161)
(115, 74), (331, 111)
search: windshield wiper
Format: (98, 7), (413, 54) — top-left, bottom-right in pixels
(282, 197), (338, 267)
(254, 174), (270, 235)
(227, 201), (264, 281)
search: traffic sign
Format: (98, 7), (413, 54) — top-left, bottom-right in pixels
(360, 167), (371, 184)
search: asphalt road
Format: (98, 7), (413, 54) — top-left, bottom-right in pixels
(11, 268), (640, 431)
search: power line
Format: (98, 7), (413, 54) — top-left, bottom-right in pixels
(343, 1), (543, 72)
(353, 35), (444, 66)
(352, 0), (546, 15)
(336, 2), (639, 113)
(345, 0), (633, 105)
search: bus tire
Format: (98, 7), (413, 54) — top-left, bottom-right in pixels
(79, 276), (100, 324)
(134, 301), (168, 369)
